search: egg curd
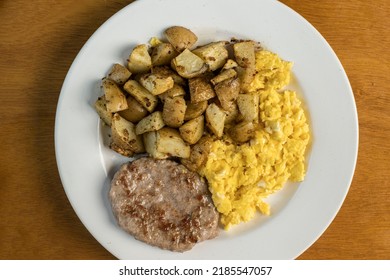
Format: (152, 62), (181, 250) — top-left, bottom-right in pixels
(200, 50), (310, 230)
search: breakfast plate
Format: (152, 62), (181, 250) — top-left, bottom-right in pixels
(55, 0), (358, 259)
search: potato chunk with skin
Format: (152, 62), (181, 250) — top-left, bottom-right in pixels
(229, 121), (255, 143)
(139, 73), (174, 95)
(135, 111), (165, 135)
(192, 41), (228, 71)
(184, 100), (208, 121)
(151, 66), (186, 86)
(144, 128), (190, 159)
(119, 95), (148, 123)
(171, 49), (208, 79)
(151, 43), (178, 66)
(233, 41), (256, 93)
(179, 115), (204, 145)
(205, 103), (226, 137)
(123, 80), (158, 112)
(211, 68), (237, 85)
(237, 93), (260, 123)
(127, 44), (152, 74)
(102, 78), (128, 113)
(162, 96), (187, 128)
(110, 113), (145, 157)
(188, 76), (215, 103)
(107, 63), (132, 85)
(158, 84), (186, 102)
(181, 136), (212, 172)
(94, 96), (113, 126)
(164, 26), (198, 52)
(214, 78), (240, 111)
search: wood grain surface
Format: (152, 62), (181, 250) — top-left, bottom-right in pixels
(0, 0), (389, 260)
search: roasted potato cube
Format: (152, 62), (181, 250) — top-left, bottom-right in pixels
(102, 78), (128, 113)
(171, 49), (208, 79)
(224, 103), (239, 125)
(192, 41), (228, 71)
(144, 128), (190, 159)
(119, 95), (149, 123)
(229, 121), (255, 143)
(181, 136), (212, 172)
(179, 115), (204, 145)
(164, 26), (198, 52)
(210, 68), (237, 85)
(107, 63), (132, 85)
(205, 103), (226, 137)
(123, 80), (158, 112)
(135, 111), (165, 135)
(162, 96), (187, 128)
(214, 78), (240, 111)
(158, 84), (186, 102)
(184, 100), (208, 121)
(233, 41), (256, 69)
(236, 66), (256, 93)
(139, 73), (174, 95)
(222, 59), (239, 70)
(94, 96), (113, 126)
(143, 131), (166, 159)
(151, 43), (179, 66)
(188, 76), (215, 103)
(110, 113), (145, 156)
(157, 127), (190, 158)
(151, 66), (186, 86)
(237, 93), (260, 123)
(127, 44), (152, 74)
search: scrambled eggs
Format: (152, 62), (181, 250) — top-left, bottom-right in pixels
(200, 50), (310, 230)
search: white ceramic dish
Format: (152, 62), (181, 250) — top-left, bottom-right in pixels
(55, 0), (358, 259)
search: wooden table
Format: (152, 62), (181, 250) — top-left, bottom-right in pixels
(1, 0), (389, 260)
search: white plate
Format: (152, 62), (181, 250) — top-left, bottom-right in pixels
(55, 0), (358, 259)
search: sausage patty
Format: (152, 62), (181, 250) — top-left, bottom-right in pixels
(109, 157), (219, 252)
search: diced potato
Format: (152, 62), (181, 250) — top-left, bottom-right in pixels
(171, 49), (208, 79)
(139, 73), (174, 95)
(233, 41), (256, 69)
(107, 63), (131, 85)
(229, 121), (255, 143)
(157, 127), (190, 158)
(135, 111), (165, 135)
(233, 41), (256, 93)
(192, 41), (228, 71)
(110, 113), (145, 157)
(236, 66), (256, 93)
(184, 100), (208, 121)
(94, 96), (113, 126)
(205, 103), (226, 137)
(222, 59), (238, 70)
(237, 93), (260, 123)
(179, 115), (204, 145)
(102, 78), (128, 113)
(123, 80), (158, 112)
(210, 68), (237, 85)
(119, 95), (149, 123)
(224, 103), (239, 125)
(151, 43), (179, 66)
(181, 136), (212, 172)
(151, 66), (186, 86)
(164, 26), (198, 52)
(162, 96), (187, 128)
(158, 84), (186, 102)
(214, 78), (240, 111)
(127, 44), (152, 74)
(143, 131), (166, 159)
(188, 76), (215, 103)
(143, 128), (190, 159)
